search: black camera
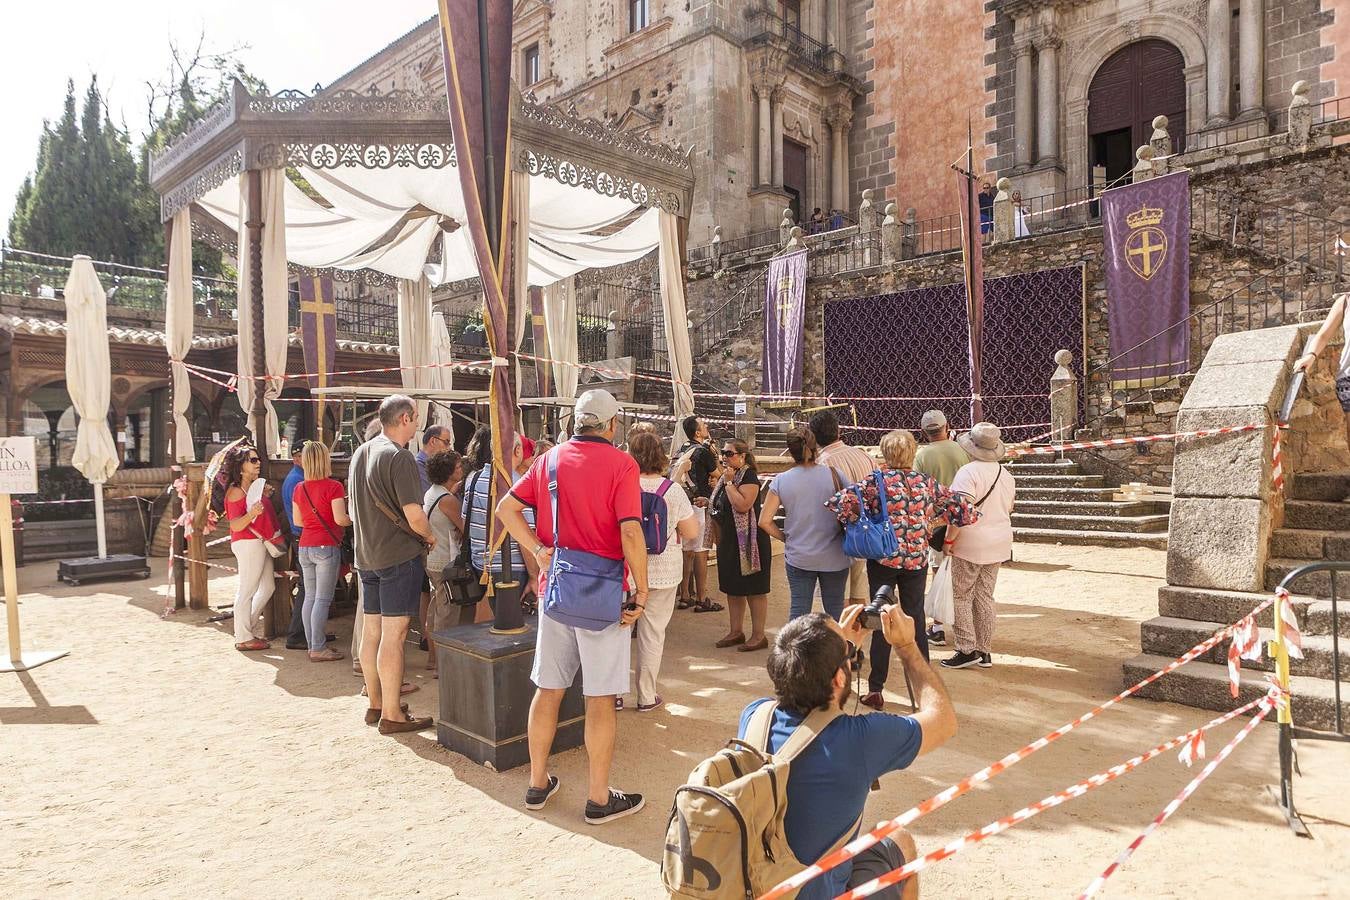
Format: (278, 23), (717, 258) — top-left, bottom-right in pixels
(858, 583), (895, 629)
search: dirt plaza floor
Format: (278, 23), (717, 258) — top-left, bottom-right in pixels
(3, 543), (1348, 899)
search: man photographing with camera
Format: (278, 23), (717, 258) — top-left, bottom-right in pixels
(737, 602), (957, 899)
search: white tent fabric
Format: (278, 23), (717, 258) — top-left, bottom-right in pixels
(542, 277), (579, 401)
(164, 209), (195, 461)
(63, 257), (119, 485)
(235, 170), (290, 455)
(428, 310), (456, 428)
(657, 210), (695, 422)
(397, 275), (435, 433)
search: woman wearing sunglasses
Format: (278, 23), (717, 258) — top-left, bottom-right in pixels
(710, 438), (773, 652)
(222, 445), (282, 651)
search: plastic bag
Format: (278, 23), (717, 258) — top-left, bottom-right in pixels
(925, 557), (955, 624)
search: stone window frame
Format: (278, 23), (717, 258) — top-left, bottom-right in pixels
(628, 0), (650, 34)
(523, 43), (542, 86)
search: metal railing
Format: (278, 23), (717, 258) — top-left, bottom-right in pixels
(285, 287), (398, 342)
(1184, 94), (1350, 156)
(0, 246), (236, 316)
(1273, 561), (1349, 838)
(744, 7), (849, 78)
(576, 282), (667, 371)
(1191, 187), (1350, 275)
(808, 228), (880, 277)
(690, 266), (769, 359)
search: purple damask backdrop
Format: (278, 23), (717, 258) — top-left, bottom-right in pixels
(822, 265), (1085, 441)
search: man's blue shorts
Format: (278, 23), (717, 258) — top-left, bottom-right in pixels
(359, 556), (423, 618)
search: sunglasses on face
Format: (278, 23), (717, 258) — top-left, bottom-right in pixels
(246, 456), (260, 464)
(721, 449), (740, 457)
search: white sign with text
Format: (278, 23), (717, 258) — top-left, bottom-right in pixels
(0, 436), (38, 495)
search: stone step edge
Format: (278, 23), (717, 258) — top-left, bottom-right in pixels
(1142, 615), (1348, 660)
(1013, 527), (1168, 547)
(1121, 653), (1347, 731)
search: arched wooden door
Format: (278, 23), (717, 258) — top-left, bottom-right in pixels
(1088, 40), (1186, 186)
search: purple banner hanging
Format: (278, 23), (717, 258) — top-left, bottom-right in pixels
(763, 249), (808, 397)
(1102, 170), (1191, 388)
(297, 275), (337, 390)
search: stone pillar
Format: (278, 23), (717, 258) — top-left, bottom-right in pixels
(1131, 145), (1156, 182)
(1034, 33), (1061, 165)
(881, 203), (900, 263)
(1287, 80), (1313, 150)
(1238, 0), (1265, 118)
(858, 189), (878, 232)
(992, 178), (1013, 244)
(710, 225), (723, 268)
(606, 311), (621, 359)
(1013, 43), (1035, 170)
(779, 208), (796, 246)
(825, 0), (840, 48)
(756, 85), (772, 187)
(1206, 0), (1232, 125)
(771, 86), (785, 189)
(1149, 115), (1172, 158)
(1049, 349), (1077, 444)
(735, 377), (757, 449)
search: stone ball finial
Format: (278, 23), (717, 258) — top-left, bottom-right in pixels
(904, 206), (917, 221)
(1054, 349), (1073, 367)
(790, 226), (803, 239)
(1135, 144), (1155, 161)
(712, 225), (723, 238)
(783, 207), (795, 221)
(1151, 115), (1169, 130)
(1291, 80), (1310, 97)
(607, 310), (619, 324)
(996, 176), (1012, 191)
(738, 377), (754, 394)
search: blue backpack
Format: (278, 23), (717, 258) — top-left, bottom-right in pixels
(542, 448), (626, 631)
(641, 479), (675, 554)
(841, 471), (901, 560)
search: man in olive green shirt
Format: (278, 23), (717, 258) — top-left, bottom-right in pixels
(913, 410), (969, 648)
(914, 410), (969, 487)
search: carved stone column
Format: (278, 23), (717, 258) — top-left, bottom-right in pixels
(771, 85), (785, 189)
(755, 85), (772, 187)
(826, 104), (852, 210)
(1238, 0), (1265, 118)
(1034, 31), (1061, 166)
(1013, 42), (1035, 170)
(1206, 0), (1232, 125)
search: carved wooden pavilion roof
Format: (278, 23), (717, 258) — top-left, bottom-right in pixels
(148, 81), (696, 225)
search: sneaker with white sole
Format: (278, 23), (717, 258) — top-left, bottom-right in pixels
(524, 775), (560, 810)
(584, 788), (645, 825)
(978, 652), (993, 668)
(926, 625), (946, 646)
(941, 650), (981, 669)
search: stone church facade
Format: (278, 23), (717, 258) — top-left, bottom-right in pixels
(857, 0), (1348, 219)
(327, 1), (866, 243)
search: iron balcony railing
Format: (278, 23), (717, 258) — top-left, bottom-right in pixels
(744, 7), (849, 79)
(0, 246), (236, 317)
(1185, 94), (1350, 155)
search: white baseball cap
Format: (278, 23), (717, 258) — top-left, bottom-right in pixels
(574, 389), (622, 432)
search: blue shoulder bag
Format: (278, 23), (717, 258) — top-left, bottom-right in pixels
(542, 448), (627, 630)
(841, 470), (901, 560)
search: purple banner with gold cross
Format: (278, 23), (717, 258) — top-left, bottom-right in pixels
(1102, 170), (1191, 388)
(298, 275), (337, 389)
(762, 249), (808, 397)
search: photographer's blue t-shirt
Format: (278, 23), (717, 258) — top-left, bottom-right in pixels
(738, 699), (923, 900)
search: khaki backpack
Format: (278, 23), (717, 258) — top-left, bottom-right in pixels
(661, 702), (860, 899)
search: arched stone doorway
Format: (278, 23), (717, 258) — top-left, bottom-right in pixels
(1088, 39), (1186, 187)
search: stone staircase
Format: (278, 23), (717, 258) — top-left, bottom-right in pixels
(1008, 457), (1170, 549)
(1123, 470), (1350, 731)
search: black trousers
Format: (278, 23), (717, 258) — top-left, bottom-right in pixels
(865, 561), (929, 693)
(287, 544), (307, 646)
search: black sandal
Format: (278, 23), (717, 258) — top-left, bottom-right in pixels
(692, 598), (724, 613)
(677, 597), (694, 610)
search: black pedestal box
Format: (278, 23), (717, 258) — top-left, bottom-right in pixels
(433, 622), (585, 771)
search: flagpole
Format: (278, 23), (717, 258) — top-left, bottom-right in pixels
(477, 0), (500, 257)
(963, 119), (985, 425)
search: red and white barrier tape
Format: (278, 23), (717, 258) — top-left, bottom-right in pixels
(1077, 696), (1275, 899)
(758, 596), (1275, 900)
(1007, 423), (1265, 457)
(841, 694), (1277, 900)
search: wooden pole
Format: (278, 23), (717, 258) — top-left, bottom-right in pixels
(0, 492), (67, 671)
(166, 218), (186, 609)
(245, 170), (268, 452)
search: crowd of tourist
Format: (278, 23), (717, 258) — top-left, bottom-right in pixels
(207, 385), (1018, 890)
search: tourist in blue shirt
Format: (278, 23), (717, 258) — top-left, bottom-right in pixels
(416, 425), (453, 492)
(279, 443), (310, 650)
(737, 604), (957, 900)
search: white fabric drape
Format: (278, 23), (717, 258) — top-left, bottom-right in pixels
(235, 170), (289, 455)
(164, 209), (195, 461)
(397, 275), (435, 433)
(657, 210), (695, 422)
(429, 310), (456, 428)
(63, 256), (118, 484)
(543, 277), (579, 401)
(511, 171), (531, 399)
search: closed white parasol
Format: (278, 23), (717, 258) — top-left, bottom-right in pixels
(63, 256), (119, 558)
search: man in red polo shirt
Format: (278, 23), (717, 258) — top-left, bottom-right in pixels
(497, 388), (650, 825)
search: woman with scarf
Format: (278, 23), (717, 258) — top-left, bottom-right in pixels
(710, 438), (773, 652)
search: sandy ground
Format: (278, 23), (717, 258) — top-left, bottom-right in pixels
(3, 543), (1348, 899)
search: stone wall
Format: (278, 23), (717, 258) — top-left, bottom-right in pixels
(1266, 0), (1340, 104)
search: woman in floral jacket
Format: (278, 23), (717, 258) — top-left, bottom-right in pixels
(827, 429), (979, 710)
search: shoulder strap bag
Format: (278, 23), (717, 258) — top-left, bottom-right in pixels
(929, 466), (1002, 552)
(541, 447), (626, 631)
